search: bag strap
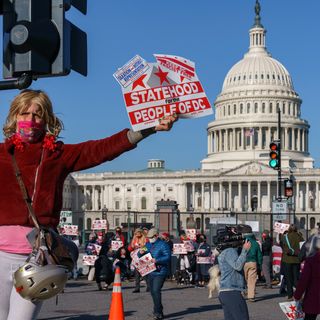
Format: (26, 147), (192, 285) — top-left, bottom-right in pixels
(11, 153), (41, 230)
(284, 234), (294, 254)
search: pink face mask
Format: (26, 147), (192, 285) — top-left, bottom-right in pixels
(16, 120), (45, 143)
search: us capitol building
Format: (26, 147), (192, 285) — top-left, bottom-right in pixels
(63, 2), (320, 234)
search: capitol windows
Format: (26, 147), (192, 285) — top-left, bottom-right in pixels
(272, 74), (275, 80)
(261, 74), (264, 79)
(254, 129), (258, 147)
(267, 74), (270, 80)
(247, 103), (250, 113)
(115, 187), (120, 192)
(228, 105), (230, 115)
(223, 106), (226, 116)
(127, 201), (132, 210)
(254, 103), (258, 113)
(240, 103), (244, 114)
(168, 187), (173, 192)
(233, 104), (236, 115)
(269, 103), (273, 113)
(127, 187), (131, 192)
(288, 103), (291, 116)
(115, 201), (120, 210)
(288, 129), (293, 150)
(262, 103), (265, 113)
(156, 187), (161, 192)
(141, 197), (147, 210)
(262, 129), (266, 149)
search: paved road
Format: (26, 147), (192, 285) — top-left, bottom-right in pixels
(38, 277), (291, 320)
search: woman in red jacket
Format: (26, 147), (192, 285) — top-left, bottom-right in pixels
(294, 235), (320, 320)
(0, 89), (177, 320)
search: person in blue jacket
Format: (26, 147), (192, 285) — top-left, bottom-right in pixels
(139, 228), (171, 320)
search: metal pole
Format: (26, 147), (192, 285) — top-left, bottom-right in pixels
(278, 107), (282, 200)
(0, 73), (33, 90)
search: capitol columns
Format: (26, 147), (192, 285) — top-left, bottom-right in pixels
(228, 181), (232, 209)
(316, 181), (320, 210)
(248, 181), (251, 211)
(238, 181), (243, 212)
(201, 183), (205, 210)
(257, 181), (261, 211)
(267, 181), (271, 211)
(305, 181), (310, 211)
(296, 181), (301, 211)
(219, 182), (223, 209)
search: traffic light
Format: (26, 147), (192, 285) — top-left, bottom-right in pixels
(269, 141), (280, 169)
(284, 179), (293, 197)
(2, 0), (87, 79)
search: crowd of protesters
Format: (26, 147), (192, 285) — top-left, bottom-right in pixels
(80, 223), (320, 320)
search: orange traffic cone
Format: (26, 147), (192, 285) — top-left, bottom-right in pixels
(108, 267), (125, 320)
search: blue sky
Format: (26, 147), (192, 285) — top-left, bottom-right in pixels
(1, 1), (320, 172)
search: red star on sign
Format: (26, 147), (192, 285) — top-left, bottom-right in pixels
(289, 305), (297, 312)
(132, 74), (147, 90)
(154, 66), (170, 85)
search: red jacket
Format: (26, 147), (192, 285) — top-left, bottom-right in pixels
(0, 129), (135, 228)
(294, 251), (320, 314)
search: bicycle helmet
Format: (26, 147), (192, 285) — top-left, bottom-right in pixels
(14, 262), (68, 301)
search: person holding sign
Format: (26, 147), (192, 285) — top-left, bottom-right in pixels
(128, 228), (149, 293)
(0, 89), (177, 320)
(139, 228), (171, 320)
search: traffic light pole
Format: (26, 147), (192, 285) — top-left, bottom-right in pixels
(0, 73), (33, 90)
(277, 107), (282, 200)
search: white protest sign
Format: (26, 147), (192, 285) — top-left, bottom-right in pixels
(183, 240), (194, 252)
(111, 240), (123, 251)
(196, 256), (212, 264)
(92, 219), (108, 230)
(61, 224), (78, 236)
(114, 54), (212, 131)
(186, 229), (197, 241)
(173, 243), (188, 255)
(274, 222), (290, 234)
(279, 301), (304, 320)
(133, 253), (156, 277)
(82, 255), (98, 266)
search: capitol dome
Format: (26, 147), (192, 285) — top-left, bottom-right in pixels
(221, 17), (295, 93)
(222, 53), (294, 92)
(201, 1), (313, 171)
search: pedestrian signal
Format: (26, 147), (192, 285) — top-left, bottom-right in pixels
(284, 179), (293, 197)
(269, 141), (280, 169)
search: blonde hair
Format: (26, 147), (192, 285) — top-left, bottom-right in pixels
(131, 231), (146, 247)
(3, 89), (63, 138)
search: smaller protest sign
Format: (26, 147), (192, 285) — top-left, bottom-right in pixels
(92, 219), (108, 230)
(186, 229), (196, 241)
(61, 224), (78, 236)
(279, 301), (304, 320)
(183, 240), (194, 252)
(173, 243), (188, 255)
(111, 240), (123, 251)
(196, 256), (212, 264)
(274, 222), (290, 234)
(136, 253), (156, 277)
(82, 255), (98, 266)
